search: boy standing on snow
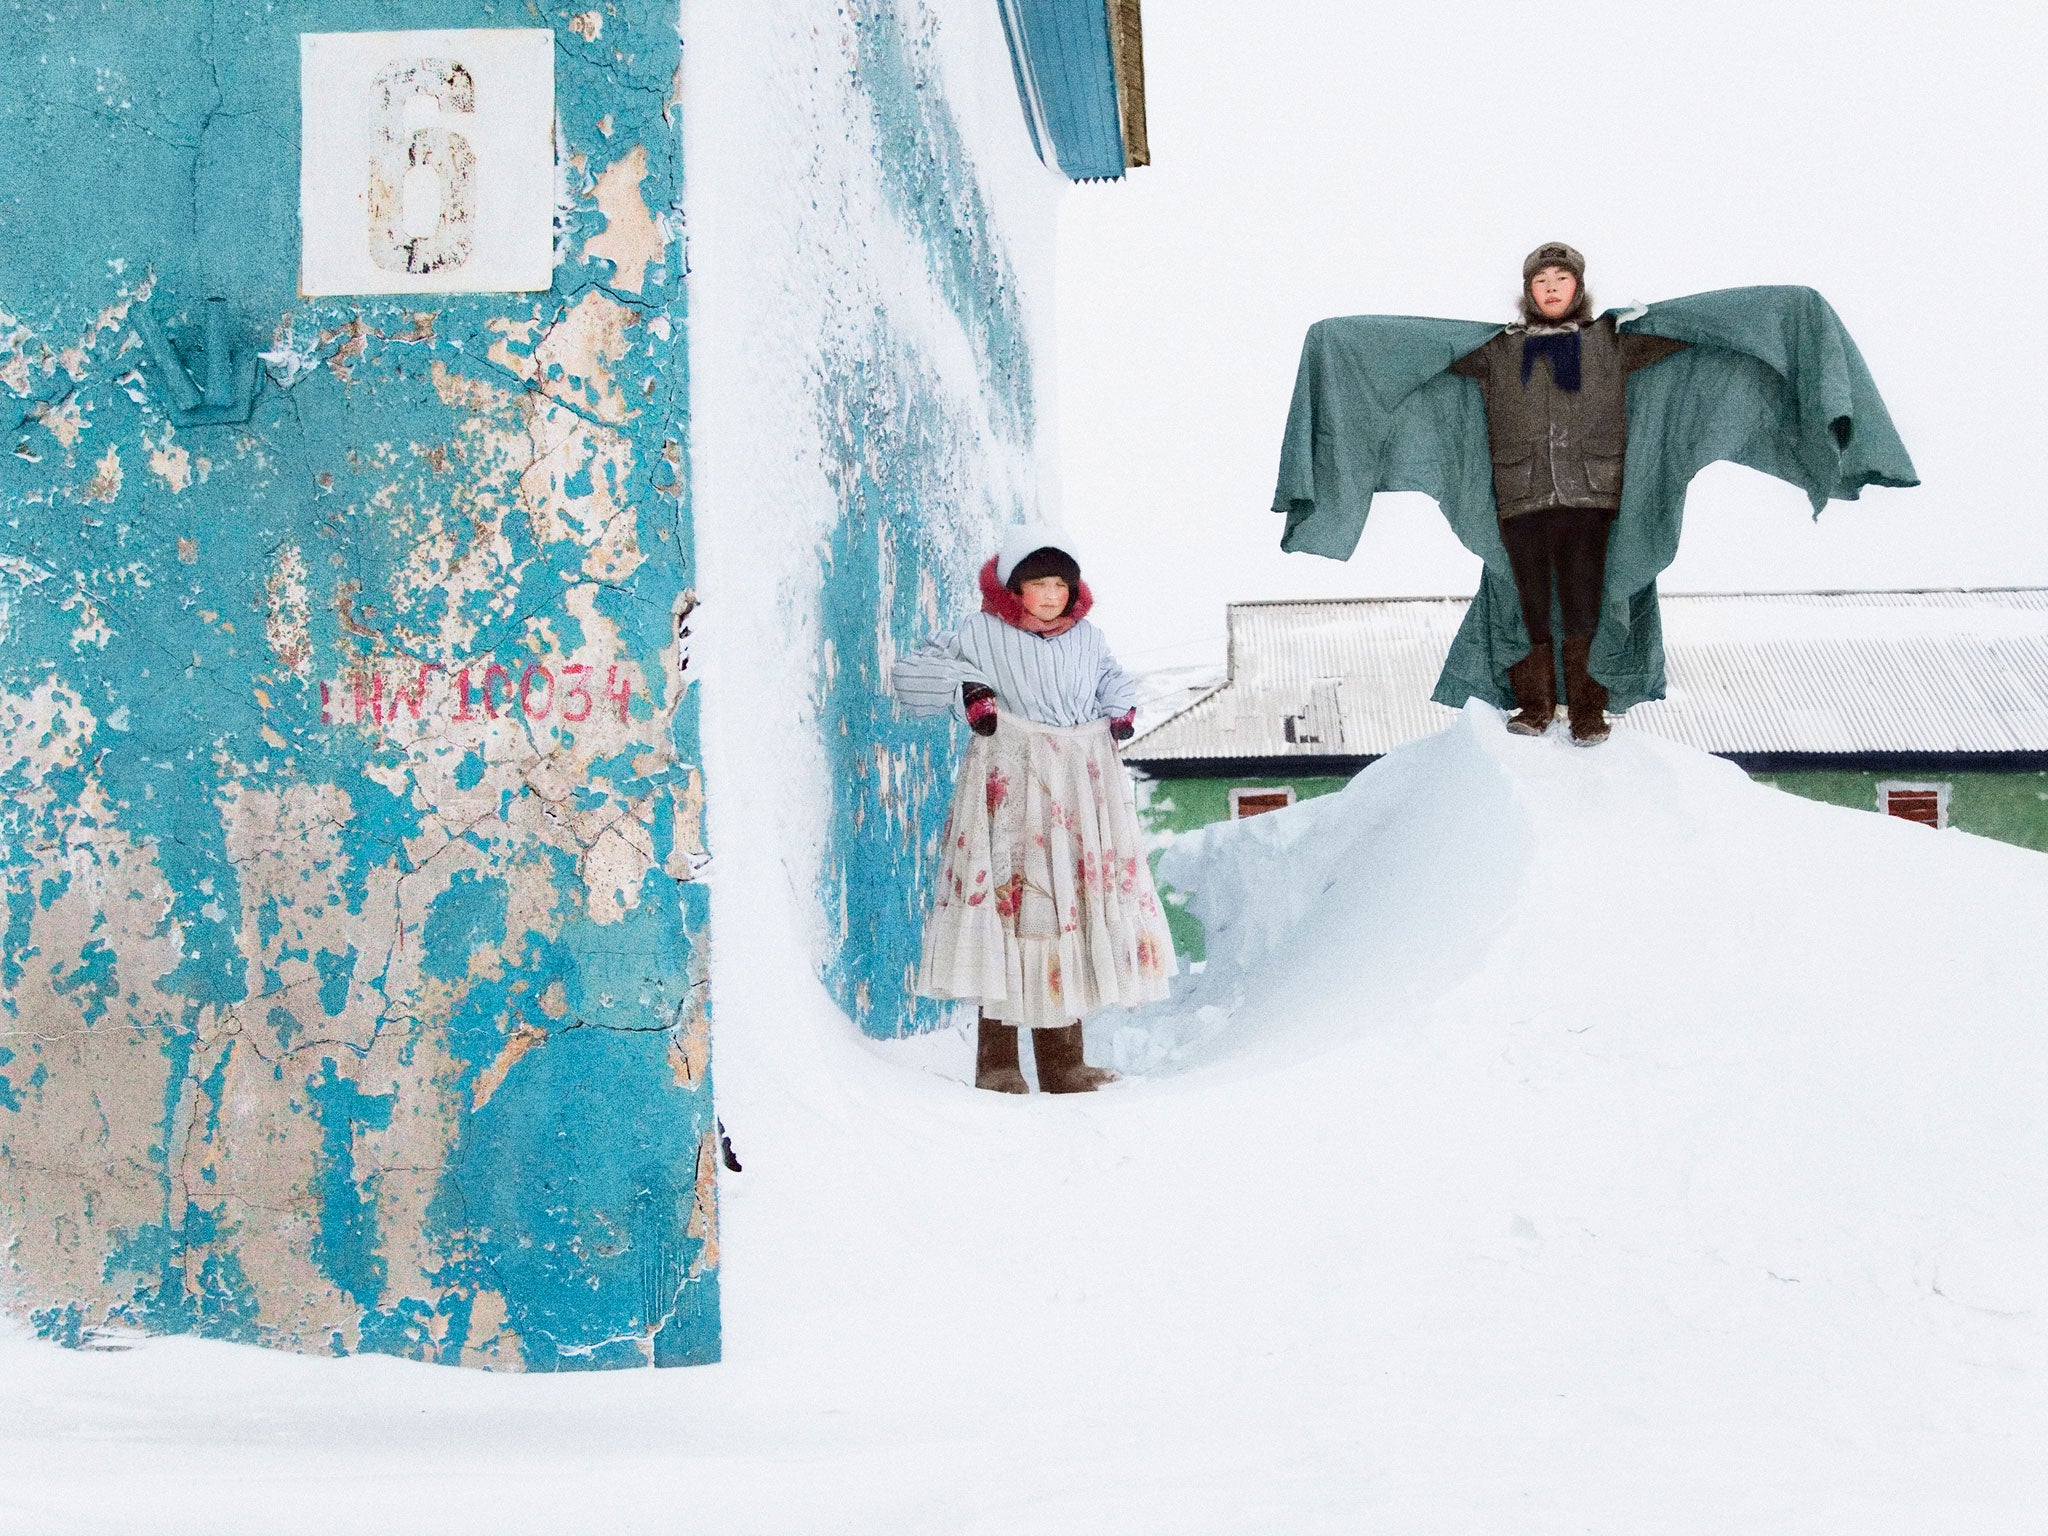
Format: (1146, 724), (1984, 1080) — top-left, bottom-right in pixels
(1270, 249), (1916, 726)
(1449, 243), (1687, 745)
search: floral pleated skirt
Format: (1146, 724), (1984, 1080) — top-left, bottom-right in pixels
(917, 711), (1177, 1030)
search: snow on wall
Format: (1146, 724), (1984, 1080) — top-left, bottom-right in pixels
(0, 4), (716, 1369)
(686, 0), (1062, 1036)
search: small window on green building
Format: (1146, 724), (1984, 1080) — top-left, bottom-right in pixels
(1230, 787), (1295, 819)
(1878, 780), (1950, 829)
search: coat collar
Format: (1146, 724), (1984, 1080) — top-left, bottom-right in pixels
(979, 557), (1093, 637)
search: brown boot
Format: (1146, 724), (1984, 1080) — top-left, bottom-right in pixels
(1562, 635), (1611, 746)
(1505, 641), (1556, 736)
(1032, 1022), (1120, 1094)
(975, 1014), (1028, 1093)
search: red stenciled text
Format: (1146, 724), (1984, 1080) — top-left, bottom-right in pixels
(320, 660), (637, 727)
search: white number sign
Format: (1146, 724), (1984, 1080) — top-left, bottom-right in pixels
(301, 30), (554, 296)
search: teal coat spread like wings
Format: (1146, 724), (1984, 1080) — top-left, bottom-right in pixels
(1271, 286), (1919, 712)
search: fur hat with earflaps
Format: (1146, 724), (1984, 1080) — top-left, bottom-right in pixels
(1522, 241), (1586, 283)
(1519, 241), (1593, 327)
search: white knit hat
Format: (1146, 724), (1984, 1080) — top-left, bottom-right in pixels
(994, 523), (1081, 587)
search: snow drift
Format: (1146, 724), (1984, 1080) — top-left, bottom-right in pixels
(1148, 700), (2048, 1080)
(6, 706), (2047, 1532)
(1138, 703), (2048, 1328)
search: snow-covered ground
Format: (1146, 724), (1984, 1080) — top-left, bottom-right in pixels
(7, 709), (2047, 1532)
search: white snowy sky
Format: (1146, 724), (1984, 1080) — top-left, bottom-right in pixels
(1054, 0), (2048, 672)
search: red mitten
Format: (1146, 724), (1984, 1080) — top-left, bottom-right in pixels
(964, 684), (998, 736)
(1109, 709), (1135, 743)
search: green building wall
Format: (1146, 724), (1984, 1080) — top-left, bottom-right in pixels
(1754, 770), (2048, 852)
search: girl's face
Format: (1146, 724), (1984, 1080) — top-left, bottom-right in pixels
(1019, 575), (1070, 622)
(1529, 267), (1579, 321)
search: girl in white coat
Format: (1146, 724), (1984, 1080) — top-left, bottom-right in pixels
(892, 527), (1175, 1092)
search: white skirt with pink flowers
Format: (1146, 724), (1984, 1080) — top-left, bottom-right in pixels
(917, 712), (1177, 1030)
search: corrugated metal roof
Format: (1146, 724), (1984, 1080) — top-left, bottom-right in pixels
(1127, 589), (2048, 764)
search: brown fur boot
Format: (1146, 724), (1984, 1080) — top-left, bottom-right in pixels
(1032, 1022), (1120, 1094)
(975, 1014), (1028, 1093)
(1562, 635), (1611, 746)
(1505, 641), (1556, 736)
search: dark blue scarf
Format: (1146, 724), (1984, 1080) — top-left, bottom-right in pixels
(1520, 330), (1582, 391)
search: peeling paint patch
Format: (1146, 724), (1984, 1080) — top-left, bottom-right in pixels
(264, 544), (312, 678)
(32, 394), (87, 451)
(80, 445), (122, 503)
(145, 426), (194, 492)
(685, 1128), (719, 1275)
(584, 145), (667, 294)
(669, 957), (711, 1089)
(0, 271), (154, 401)
(484, 289), (642, 425)
(471, 1023), (548, 1112)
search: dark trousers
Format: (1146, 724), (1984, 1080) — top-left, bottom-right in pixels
(1499, 507), (1616, 646)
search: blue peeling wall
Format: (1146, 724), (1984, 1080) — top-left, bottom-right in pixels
(0, 2), (716, 1367)
(806, 3), (1044, 1038)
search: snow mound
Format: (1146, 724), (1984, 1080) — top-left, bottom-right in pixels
(1141, 699), (2048, 1083)
(1125, 698), (2048, 1338)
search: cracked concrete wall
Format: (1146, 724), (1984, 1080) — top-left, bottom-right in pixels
(687, 0), (1063, 1037)
(0, 2), (716, 1368)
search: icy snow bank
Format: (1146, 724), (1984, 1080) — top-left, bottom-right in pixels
(1136, 703), (1533, 1064)
(1136, 699), (2048, 1076)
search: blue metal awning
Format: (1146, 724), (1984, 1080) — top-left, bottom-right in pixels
(998, 0), (1148, 182)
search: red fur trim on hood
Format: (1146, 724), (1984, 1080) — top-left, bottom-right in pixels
(979, 557), (1093, 636)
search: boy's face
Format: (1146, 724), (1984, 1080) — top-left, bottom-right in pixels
(1019, 575), (1071, 622)
(1529, 266), (1579, 321)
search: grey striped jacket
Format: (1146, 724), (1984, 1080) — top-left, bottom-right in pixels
(891, 613), (1138, 727)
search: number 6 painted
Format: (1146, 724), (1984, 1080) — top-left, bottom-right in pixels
(368, 59), (477, 275)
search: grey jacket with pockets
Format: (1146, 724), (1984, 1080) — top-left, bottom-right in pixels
(1450, 316), (1687, 519)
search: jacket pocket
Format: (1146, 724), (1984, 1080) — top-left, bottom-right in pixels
(1491, 449), (1537, 504)
(1584, 452), (1624, 498)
